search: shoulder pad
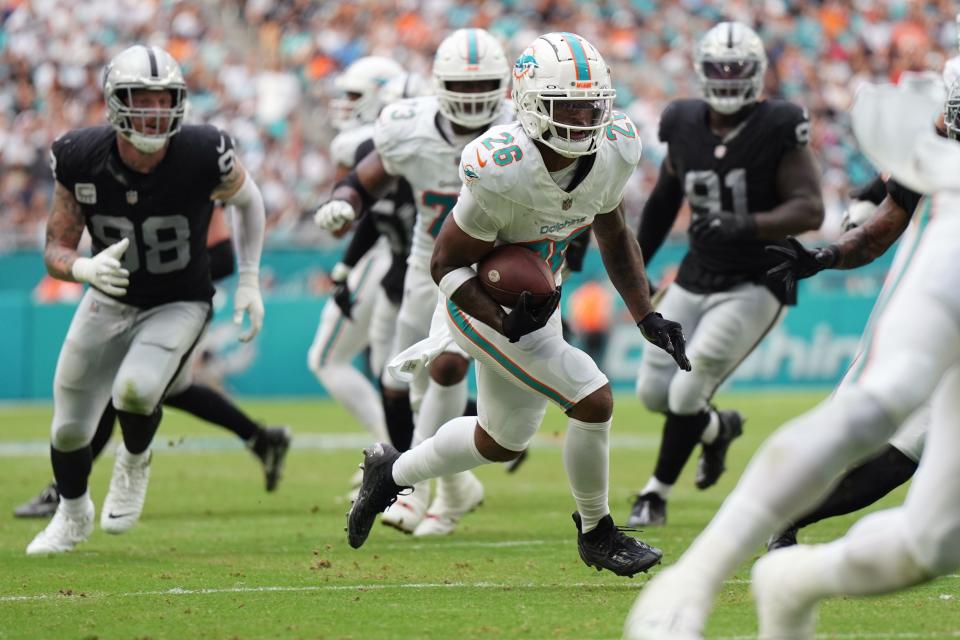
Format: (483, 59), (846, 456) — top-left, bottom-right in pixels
(459, 124), (525, 195)
(765, 100), (811, 147)
(330, 125), (374, 168)
(604, 112), (642, 167)
(657, 99), (701, 144)
(50, 125), (113, 185)
(374, 97), (433, 165)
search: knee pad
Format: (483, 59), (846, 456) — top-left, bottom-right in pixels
(51, 421), (92, 452)
(113, 371), (163, 415)
(831, 388), (901, 453)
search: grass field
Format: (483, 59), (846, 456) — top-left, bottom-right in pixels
(1, 392), (957, 640)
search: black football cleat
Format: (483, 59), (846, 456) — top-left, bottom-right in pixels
(14, 482), (60, 518)
(347, 443), (409, 549)
(627, 492), (667, 527)
(767, 526), (799, 552)
(695, 410), (744, 490)
(504, 449), (528, 474)
(573, 512), (662, 577)
(252, 426), (292, 492)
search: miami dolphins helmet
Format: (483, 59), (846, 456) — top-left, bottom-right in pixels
(512, 32), (615, 157)
(432, 28), (509, 128)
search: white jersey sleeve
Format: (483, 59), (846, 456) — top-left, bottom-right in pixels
(373, 99), (425, 177)
(329, 125), (374, 169)
(451, 185), (502, 242)
(601, 112), (642, 210)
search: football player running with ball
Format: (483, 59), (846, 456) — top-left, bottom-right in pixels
(316, 29), (511, 536)
(27, 45), (266, 554)
(347, 32), (690, 578)
(629, 22), (824, 527)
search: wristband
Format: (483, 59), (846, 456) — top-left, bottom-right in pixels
(331, 262), (352, 283)
(438, 267), (477, 299)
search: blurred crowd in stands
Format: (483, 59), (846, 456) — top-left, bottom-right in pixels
(1, 0), (957, 252)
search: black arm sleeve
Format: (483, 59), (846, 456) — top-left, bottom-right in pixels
(564, 228), (591, 273)
(850, 175), (888, 206)
(207, 238), (236, 282)
(637, 159), (685, 263)
(340, 208), (381, 268)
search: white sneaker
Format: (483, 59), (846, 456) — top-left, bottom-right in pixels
(623, 565), (710, 640)
(26, 496), (94, 555)
(414, 471), (484, 537)
(101, 445), (152, 534)
(752, 547), (818, 640)
(381, 481), (429, 533)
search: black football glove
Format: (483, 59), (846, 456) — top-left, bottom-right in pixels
(689, 211), (757, 243)
(502, 288), (561, 343)
(765, 237), (839, 303)
(638, 311), (691, 371)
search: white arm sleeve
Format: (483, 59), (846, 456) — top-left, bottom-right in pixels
(451, 186), (502, 242)
(224, 173), (266, 273)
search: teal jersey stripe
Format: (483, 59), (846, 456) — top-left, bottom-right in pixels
(560, 32), (590, 81)
(467, 29), (478, 65)
(320, 256), (377, 366)
(446, 299), (574, 409)
(845, 198), (932, 384)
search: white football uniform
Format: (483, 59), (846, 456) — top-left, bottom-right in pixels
(440, 115), (641, 450)
(375, 96), (510, 394)
(308, 125), (393, 441)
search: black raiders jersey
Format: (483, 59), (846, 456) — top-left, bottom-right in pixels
(660, 98), (810, 303)
(51, 124), (235, 308)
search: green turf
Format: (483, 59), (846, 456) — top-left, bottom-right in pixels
(0, 393), (956, 639)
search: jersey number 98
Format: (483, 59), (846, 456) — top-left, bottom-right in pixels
(90, 214), (191, 274)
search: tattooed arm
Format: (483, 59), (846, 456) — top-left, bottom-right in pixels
(44, 182), (87, 280)
(830, 194), (911, 270)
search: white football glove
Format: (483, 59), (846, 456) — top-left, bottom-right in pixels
(314, 199), (355, 231)
(233, 269), (264, 343)
(71, 237), (130, 297)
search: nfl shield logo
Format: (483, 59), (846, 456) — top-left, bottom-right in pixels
(126, 190), (138, 205)
(562, 198), (572, 211)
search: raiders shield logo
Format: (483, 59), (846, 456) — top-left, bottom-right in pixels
(562, 198), (572, 211)
(126, 190), (138, 205)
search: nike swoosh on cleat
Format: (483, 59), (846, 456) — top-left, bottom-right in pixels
(107, 512), (133, 519)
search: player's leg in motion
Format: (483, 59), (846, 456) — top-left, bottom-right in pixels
(164, 383), (292, 492)
(27, 292), (130, 554)
(767, 411), (923, 550)
(15, 401), (118, 519)
(349, 307), (661, 575)
(410, 351), (480, 537)
(624, 231), (960, 638)
(102, 299), (209, 535)
(631, 283), (782, 526)
(753, 367), (960, 640)
(307, 248), (391, 445)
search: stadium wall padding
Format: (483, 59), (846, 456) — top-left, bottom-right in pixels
(0, 244), (890, 400)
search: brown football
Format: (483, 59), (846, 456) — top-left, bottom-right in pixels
(477, 245), (557, 307)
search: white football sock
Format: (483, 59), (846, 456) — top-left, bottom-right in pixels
(315, 364), (388, 442)
(821, 509), (929, 597)
(700, 410), (720, 444)
(564, 417), (611, 533)
(60, 491), (91, 517)
(415, 378), (468, 442)
(676, 391), (897, 591)
(640, 476), (673, 499)
(392, 417), (487, 487)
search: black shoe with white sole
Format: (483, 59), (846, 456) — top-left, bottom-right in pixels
(573, 512), (662, 577)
